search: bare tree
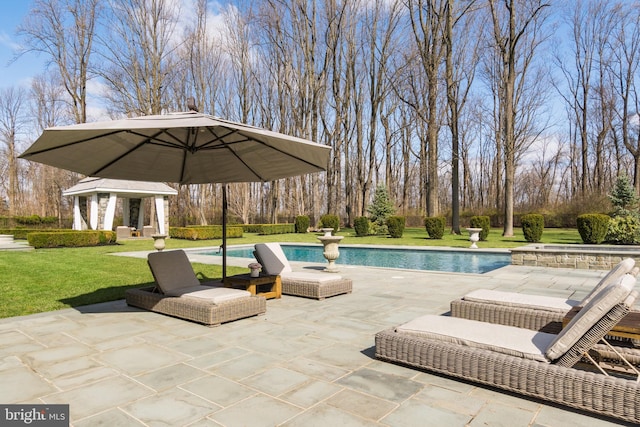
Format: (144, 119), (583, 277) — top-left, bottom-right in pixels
(554, 1), (608, 197)
(444, 0), (480, 233)
(0, 88), (27, 216)
(609, 3), (640, 193)
(29, 73), (77, 220)
(18, 0), (99, 124)
(406, 0), (449, 217)
(97, 0), (180, 116)
(486, 0), (550, 236)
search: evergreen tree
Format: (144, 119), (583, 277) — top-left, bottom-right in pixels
(609, 174), (639, 216)
(367, 184), (395, 234)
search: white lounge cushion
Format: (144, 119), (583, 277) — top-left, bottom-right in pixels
(459, 258), (636, 312)
(255, 243), (347, 284)
(166, 285), (251, 303)
(397, 314), (554, 362)
(545, 273), (637, 361)
(281, 271), (344, 282)
(463, 289), (578, 312)
(579, 258), (635, 306)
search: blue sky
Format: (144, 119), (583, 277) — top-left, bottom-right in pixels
(0, 2), (46, 90)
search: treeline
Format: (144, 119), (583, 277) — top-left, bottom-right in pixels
(1, 0), (639, 231)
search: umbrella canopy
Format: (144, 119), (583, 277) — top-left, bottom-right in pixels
(20, 112), (330, 184)
(20, 111), (331, 278)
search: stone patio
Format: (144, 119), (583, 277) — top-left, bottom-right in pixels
(0, 254), (632, 426)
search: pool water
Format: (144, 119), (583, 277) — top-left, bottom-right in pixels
(200, 244), (510, 274)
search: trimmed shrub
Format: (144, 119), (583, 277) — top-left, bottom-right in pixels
(607, 215), (640, 245)
(521, 214), (544, 243)
(576, 213), (610, 244)
(353, 216), (370, 237)
(0, 228), (69, 240)
(424, 216), (446, 239)
(241, 224), (263, 233)
(469, 215), (490, 241)
(170, 225), (243, 240)
(9, 215), (59, 228)
(295, 215), (310, 233)
(27, 231), (116, 248)
(258, 224), (295, 235)
(320, 214), (340, 233)
(387, 216), (405, 238)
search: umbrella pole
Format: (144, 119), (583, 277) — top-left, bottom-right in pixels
(222, 184), (227, 281)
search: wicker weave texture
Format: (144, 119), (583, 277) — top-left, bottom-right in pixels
(375, 328), (640, 424)
(125, 287), (266, 326)
(281, 278), (352, 300)
(450, 299), (564, 333)
(554, 302), (629, 367)
(450, 298), (640, 366)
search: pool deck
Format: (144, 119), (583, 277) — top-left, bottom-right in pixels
(0, 251), (633, 426)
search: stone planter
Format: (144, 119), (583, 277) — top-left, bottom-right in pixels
(317, 234), (344, 272)
(466, 228), (482, 249)
(152, 234), (167, 251)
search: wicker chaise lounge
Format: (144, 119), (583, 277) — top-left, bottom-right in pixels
(376, 273), (640, 424)
(450, 258), (637, 334)
(254, 243), (352, 300)
(125, 250), (266, 326)
(450, 258), (640, 366)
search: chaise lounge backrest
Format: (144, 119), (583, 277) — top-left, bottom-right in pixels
(578, 258), (635, 306)
(254, 243), (292, 275)
(148, 250), (201, 294)
(547, 273), (638, 366)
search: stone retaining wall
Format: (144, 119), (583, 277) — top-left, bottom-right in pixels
(511, 244), (640, 270)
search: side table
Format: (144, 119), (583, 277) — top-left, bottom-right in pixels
(224, 274), (282, 299)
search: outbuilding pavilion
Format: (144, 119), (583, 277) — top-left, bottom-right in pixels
(63, 177), (177, 237)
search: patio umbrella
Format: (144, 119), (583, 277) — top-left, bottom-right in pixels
(20, 111), (331, 279)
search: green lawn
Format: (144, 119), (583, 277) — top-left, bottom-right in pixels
(0, 227), (583, 318)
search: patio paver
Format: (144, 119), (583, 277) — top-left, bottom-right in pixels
(0, 256), (630, 426)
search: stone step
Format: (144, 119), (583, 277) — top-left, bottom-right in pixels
(0, 236), (33, 251)
(0, 234), (15, 244)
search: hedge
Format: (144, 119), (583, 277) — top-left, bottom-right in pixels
(0, 228), (71, 240)
(27, 231), (116, 248)
(170, 225), (243, 240)
(257, 224), (295, 235)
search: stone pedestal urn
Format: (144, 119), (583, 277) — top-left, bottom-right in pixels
(317, 233), (344, 272)
(320, 227), (334, 237)
(152, 234), (167, 251)
(466, 228), (482, 249)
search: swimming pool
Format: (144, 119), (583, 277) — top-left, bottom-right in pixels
(196, 244), (510, 274)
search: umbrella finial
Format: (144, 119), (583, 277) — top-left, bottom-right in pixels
(187, 97), (198, 112)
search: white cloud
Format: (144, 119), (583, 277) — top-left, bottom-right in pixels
(0, 31), (21, 51)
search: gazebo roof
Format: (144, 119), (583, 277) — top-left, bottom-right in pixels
(62, 177), (178, 198)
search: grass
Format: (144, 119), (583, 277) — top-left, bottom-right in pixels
(0, 227), (583, 318)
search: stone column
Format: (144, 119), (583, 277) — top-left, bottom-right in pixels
(90, 194), (99, 230)
(78, 196), (88, 230)
(129, 198), (142, 228)
(103, 193), (118, 230)
(154, 195), (169, 235)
